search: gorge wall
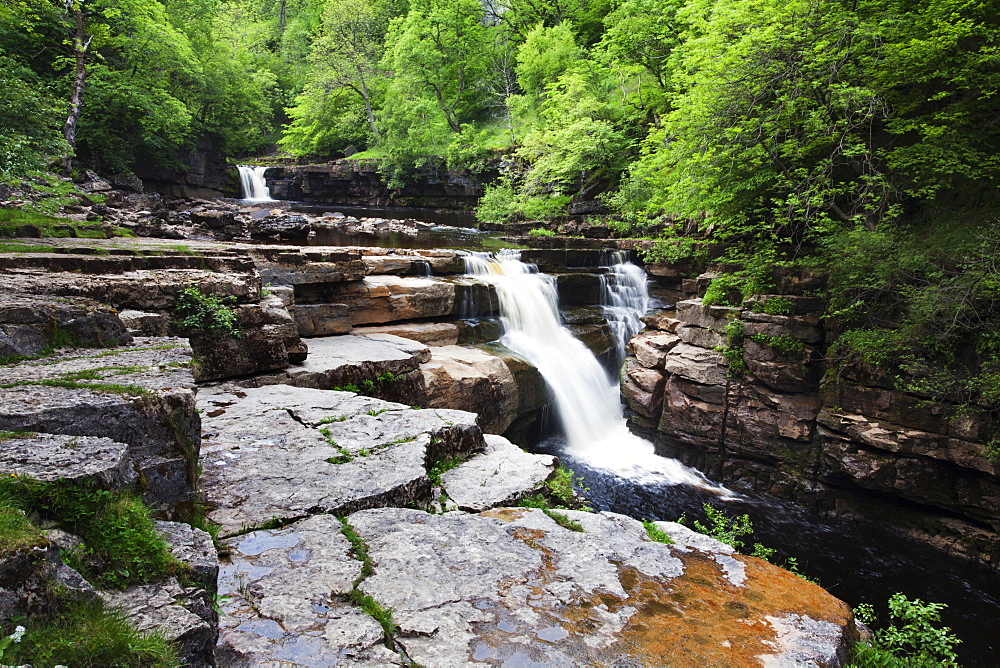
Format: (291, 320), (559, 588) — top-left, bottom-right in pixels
(622, 265), (1000, 568)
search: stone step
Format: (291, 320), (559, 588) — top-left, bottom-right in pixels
(0, 337), (200, 517)
(0, 252), (253, 274)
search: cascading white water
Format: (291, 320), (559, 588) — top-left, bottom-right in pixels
(600, 249), (649, 365)
(237, 165), (274, 202)
(464, 250), (729, 492)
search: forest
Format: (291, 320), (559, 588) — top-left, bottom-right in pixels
(2, 0), (999, 446)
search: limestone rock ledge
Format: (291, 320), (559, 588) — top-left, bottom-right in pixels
(218, 507), (856, 666)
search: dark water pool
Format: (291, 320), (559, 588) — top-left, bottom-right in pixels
(532, 436), (1000, 665)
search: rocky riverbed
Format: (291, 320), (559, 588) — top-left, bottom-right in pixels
(0, 235), (860, 665)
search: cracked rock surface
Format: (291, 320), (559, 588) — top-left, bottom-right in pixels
(215, 506), (856, 666)
(197, 383), (485, 535)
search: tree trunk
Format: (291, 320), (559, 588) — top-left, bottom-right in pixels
(356, 64), (380, 140)
(62, 1), (92, 173)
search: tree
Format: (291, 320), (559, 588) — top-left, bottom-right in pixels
(381, 0), (494, 134)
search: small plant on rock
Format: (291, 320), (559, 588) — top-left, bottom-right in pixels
(852, 594), (960, 667)
(173, 284), (240, 338)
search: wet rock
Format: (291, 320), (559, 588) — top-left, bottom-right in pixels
(621, 357), (666, 420)
(216, 515), (400, 666)
(197, 384), (484, 534)
(441, 435), (556, 511)
(343, 507), (856, 666)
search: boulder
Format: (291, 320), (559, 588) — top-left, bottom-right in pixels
(416, 345), (525, 435)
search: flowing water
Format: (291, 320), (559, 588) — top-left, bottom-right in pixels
(463, 250), (728, 491)
(463, 249), (1000, 664)
(237, 165), (275, 202)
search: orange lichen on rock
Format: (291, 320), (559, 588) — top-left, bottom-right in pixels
(614, 552), (856, 666)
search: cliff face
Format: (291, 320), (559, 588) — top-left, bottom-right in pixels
(134, 135), (236, 199)
(622, 268), (1000, 567)
(265, 161), (487, 210)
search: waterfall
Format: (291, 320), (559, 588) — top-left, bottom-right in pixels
(464, 250), (729, 492)
(600, 249), (649, 367)
(237, 165), (274, 202)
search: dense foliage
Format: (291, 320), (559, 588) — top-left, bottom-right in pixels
(3, 0), (998, 443)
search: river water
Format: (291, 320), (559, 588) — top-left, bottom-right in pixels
(460, 249), (1000, 665)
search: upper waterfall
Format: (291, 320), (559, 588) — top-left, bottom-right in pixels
(237, 165), (274, 202)
(464, 250), (729, 493)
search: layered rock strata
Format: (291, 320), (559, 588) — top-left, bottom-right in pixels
(623, 294), (1000, 566)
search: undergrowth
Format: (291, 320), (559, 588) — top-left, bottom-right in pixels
(5, 600), (180, 667)
(0, 477), (186, 589)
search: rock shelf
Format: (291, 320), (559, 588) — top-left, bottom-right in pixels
(0, 236), (860, 666)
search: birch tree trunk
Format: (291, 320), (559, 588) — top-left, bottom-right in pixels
(62, 0), (92, 173)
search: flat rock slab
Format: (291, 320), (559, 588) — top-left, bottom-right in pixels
(217, 515), (399, 666)
(0, 338), (199, 515)
(197, 384), (485, 535)
(352, 507), (856, 666)
(441, 434), (556, 512)
(101, 577), (216, 668)
(0, 433), (135, 490)
(222, 507), (855, 666)
(240, 334), (429, 390)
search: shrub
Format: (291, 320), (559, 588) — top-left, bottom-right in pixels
(853, 594), (960, 667)
(173, 285), (240, 338)
(528, 227), (556, 237)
